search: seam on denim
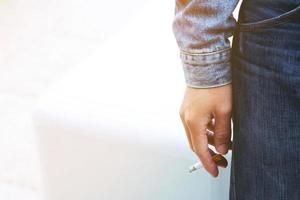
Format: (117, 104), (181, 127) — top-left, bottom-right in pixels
(181, 56), (231, 67)
(180, 47), (231, 56)
(238, 4), (300, 27)
(237, 4), (300, 32)
(182, 60), (231, 68)
(180, 49), (231, 66)
(186, 80), (232, 89)
(237, 14), (300, 32)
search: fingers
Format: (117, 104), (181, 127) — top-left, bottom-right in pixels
(207, 133), (233, 150)
(186, 118), (218, 177)
(213, 110), (232, 155)
(208, 148), (228, 168)
(206, 119), (233, 150)
(179, 102), (231, 177)
(207, 133), (215, 147)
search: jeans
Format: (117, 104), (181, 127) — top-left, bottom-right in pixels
(229, 0), (300, 199)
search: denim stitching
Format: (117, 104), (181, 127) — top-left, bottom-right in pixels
(180, 48), (231, 66)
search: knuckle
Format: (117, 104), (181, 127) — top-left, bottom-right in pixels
(214, 134), (229, 142)
(195, 149), (205, 158)
(219, 109), (231, 116)
(184, 114), (196, 125)
(215, 130), (228, 138)
(185, 114), (206, 127)
(217, 106), (232, 115)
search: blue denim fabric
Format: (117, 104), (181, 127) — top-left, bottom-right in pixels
(230, 1), (300, 199)
(172, 0), (239, 88)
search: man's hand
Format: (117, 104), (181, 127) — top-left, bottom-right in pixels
(179, 83), (232, 177)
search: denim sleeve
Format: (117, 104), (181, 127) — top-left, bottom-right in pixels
(172, 0), (240, 88)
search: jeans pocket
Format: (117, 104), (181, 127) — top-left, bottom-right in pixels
(237, 4), (300, 32)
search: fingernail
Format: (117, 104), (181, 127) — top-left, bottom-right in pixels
(217, 144), (228, 155)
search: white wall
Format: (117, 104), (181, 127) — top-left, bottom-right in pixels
(0, 0), (241, 199)
(0, 0), (146, 199)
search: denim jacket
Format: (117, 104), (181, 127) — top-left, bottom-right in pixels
(172, 0), (240, 88)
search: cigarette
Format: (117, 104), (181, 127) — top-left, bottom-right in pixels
(188, 143), (232, 173)
(188, 153), (227, 173)
(189, 162), (203, 173)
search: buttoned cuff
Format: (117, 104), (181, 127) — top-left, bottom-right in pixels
(179, 48), (232, 89)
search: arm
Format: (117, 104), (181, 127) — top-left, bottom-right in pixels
(173, 0), (240, 177)
(172, 0), (239, 88)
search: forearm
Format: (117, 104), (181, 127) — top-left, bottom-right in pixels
(172, 0), (240, 88)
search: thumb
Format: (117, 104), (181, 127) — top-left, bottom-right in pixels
(213, 111), (232, 155)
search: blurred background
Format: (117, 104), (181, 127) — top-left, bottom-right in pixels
(0, 0), (241, 199)
(0, 0), (145, 199)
